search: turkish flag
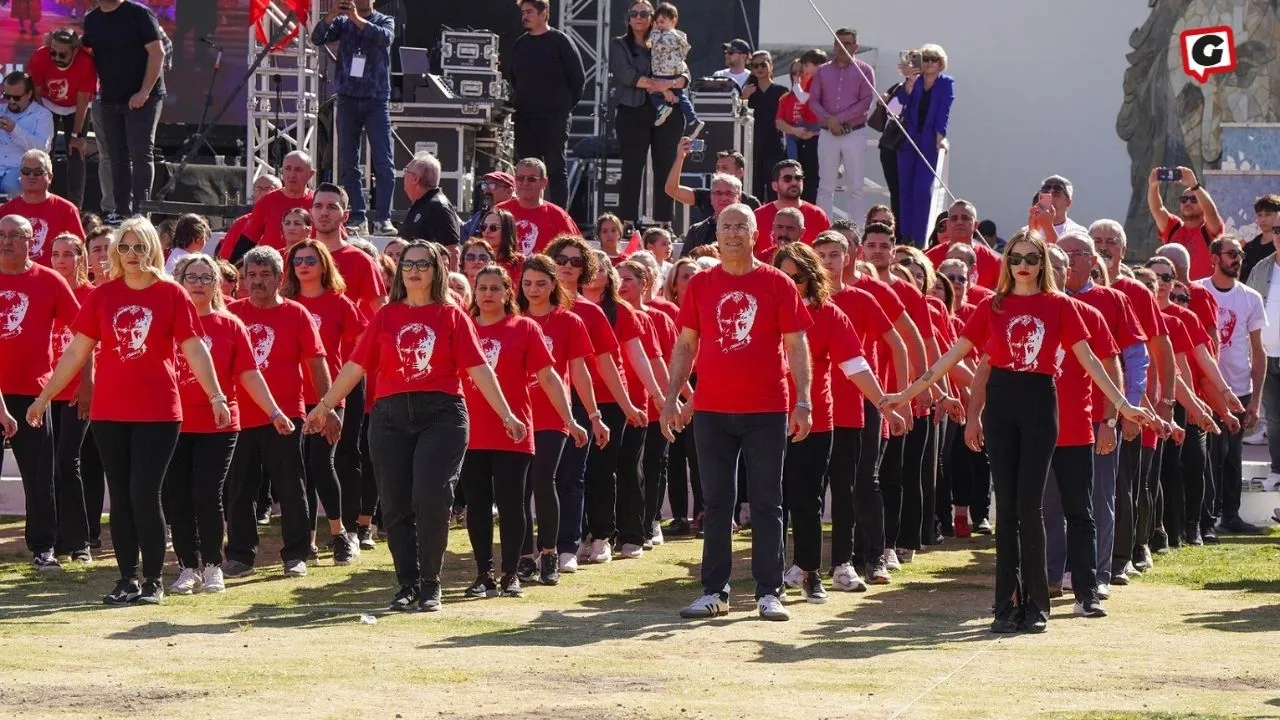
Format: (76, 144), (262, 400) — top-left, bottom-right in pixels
(623, 230), (642, 256)
(250, 0), (310, 51)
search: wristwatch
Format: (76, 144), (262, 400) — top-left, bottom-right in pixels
(1105, 417), (1118, 429)
(795, 400), (813, 413)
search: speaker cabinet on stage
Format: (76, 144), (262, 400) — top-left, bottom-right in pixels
(439, 30), (500, 71)
(443, 69), (508, 104)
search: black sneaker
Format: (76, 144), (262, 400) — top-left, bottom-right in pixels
(1219, 516), (1264, 535)
(1150, 529), (1170, 554)
(136, 578), (164, 605)
(539, 553), (560, 586)
(1184, 523), (1204, 546)
(104, 212), (124, 226)
(973, 518), (994, 535)
(1073, 599), (1107, 618)
(515, 556), (537, 581)
(104, 578), (141, 605)
(664, 518), (692, 537)
(70, 549), (92, 565)
(332, 532), (355, 566)
(1201, 526), (1219, 544)
(257, 509), (272, 526)
(500, 573), (524, 597)
(356, 525), (376, 551)
(990, 606), (1018, 634)
(1018, 606), (1048, 633)
(31, 551), (61, 572)
(389, 584), (419, 611)
(802, 571), (828, 604)
(88, 536), (102, 550)
(465, 573), (498, 598)
(418, 581), (443, 612)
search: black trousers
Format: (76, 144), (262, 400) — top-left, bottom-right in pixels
(1208, 393), (1248, 523)
(51, 400), (91, 554)
(782, 430), (833, 572)
(796, 137), (819, 205)
(937, 418), (957, 530)
(667, 422), (702, 519)
(1161, 406), (1207, 544)
(880, 145), (901, 225)
(523, 430), (566, 554)
(95, 97), (161, 216)
(583, 403), (627, 542)
(614, 413), (648, 546)
(335, 379), (366, 528)
(8, 395), (55, 555)
(51, 113), (87, 209)
(882, 416), (929, 550)
(358, 410), (380, 518)
(226, 422), (310, 566)
(513, 111), (571, 208)
(753, 150), (785, 203)
(614, 102), (682, 223)
(1113, 437), (1140, 573)
(463, 449), (531, 576)
(952, 442), (992, 522)
(831, 414), (886, 567)
(642, 422), (669, 531)
(93, 420), (181, 579)
(163, 431), (237, 568)
(920, 418), (942, 545)
(304, 405), (345, 527)
(1134, 441), (1160, 552)
(983, 370), (1057, 621)
(83, 424), (105, 542)
(368, 392), (468, 589)
(1044, 444), (1099, 604)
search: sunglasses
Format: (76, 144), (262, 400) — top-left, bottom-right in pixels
(1171, 294), (1190, 304)
(1154, 271), (1174, 283)
(515, 174), (541, 183)
(117, 243), (149, 255)
(401, 259), (433, 271)
(555, 254), (586, 268)
(1180, 196), (1198, 204)
(51, 51), (73, 61)
(464, 253), (491, 263)
(291, 255), (319, 267)
(481, 223), (502, 233)
(748, 62), (769, 69)
(943, 274), (968, 285)
(922, 55), (941, 62)
(183, 273), (217, 286)
(19, 167), (46, 176)
(788, 273), (805, 285)
(629, 9), (651, 17)
(2, 93), (26, 102)
(1008, 252), (1041, 267)
(1218, 249), (1242, 259)
(779, 174), (803, 183)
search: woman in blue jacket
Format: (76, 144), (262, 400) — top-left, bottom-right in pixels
(896, 44), (954, 248)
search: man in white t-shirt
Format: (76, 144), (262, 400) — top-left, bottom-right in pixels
(1037, 175), (1088, 238)
(1197, 235), (1266, 534)
(1243, 226), (1280, 491)
(713, 39), (752, 89)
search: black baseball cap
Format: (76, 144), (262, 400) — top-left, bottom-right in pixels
(722, 39), (751, 54)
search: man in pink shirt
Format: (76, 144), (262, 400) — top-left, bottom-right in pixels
(806, 28), (876, 228)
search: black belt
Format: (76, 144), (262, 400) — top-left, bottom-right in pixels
(836, 122), (866, 133)
(1268, 357), (1280, 371)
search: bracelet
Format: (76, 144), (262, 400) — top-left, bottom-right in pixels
(1191, 183), (1202, 192)
(588, 410), (603, 421)
(1159, 397), (1176, 407)
(209, 393), (227, 404)
(795, 400), (813, 412)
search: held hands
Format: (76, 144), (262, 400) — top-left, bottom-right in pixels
(1225, 392), (1246, 415)
(1170, 422), (1186, 445)
(1120, 417), (1141, 441)
(659, 399), (686, 442)
(303, 405), (331, 437)
(878, 392), (910, 414)
(502, 414), (528, 444)
(623, 402), (647, 428)
(886, 409), (910, 436)
(1117, 400), (1156, 427)
(272, 412), (297, 437)
(937, 396), (965, 424)
(1243, 404), (1260, 430)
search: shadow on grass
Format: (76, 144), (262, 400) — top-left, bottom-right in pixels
(1183, 603), (1280, 634)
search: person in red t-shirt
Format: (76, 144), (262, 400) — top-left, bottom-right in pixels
(1148, 166), (1224, 280)
(218, 174), (282, 261)
(462, 265), (587, 597)
(924, 200), (1001, 289)
(27, 29), (98, 208)
(166, 253), (293, 595)
(304, 240), (527, 612)
(0, 216), (82, 571)
(517, 253), (611, 577)
(281, 239), (368, 565)
(1155, 243), (1220, 353)
(0, 149), (85, 267)
(884, 224), (1152, 634)
(233, 151), (316, 257)
(775, 51), (823, 204)
(224, 246), (335, 579)
(495, 158), (581, 256)
(597, 213), (631, 266)
(30, 218), (230, 605)
(753, 159), (830, 250)
(660, 204), (813, 622)
(477, 207), (524, 280)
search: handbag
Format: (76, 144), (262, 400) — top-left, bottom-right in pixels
(871, 83), (906, 151)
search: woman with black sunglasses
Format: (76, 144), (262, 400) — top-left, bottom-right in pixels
(478, 208), (523, 280)
(461, 238), (497, 288)
(304, 241), (527, 611)
(883, 224), (1153, 633)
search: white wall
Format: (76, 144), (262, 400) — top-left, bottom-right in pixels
(761, 0), (1153, 235)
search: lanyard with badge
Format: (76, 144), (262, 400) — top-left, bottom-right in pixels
(350, 50), (367, 78)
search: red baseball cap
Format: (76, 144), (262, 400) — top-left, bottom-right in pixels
(483, 171), (515, 189)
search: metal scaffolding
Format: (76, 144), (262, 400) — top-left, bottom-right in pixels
(559, 0), (610, 145)
(245, 0), (322, 187)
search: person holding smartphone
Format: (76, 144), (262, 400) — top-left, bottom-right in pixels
(741, 51), (786, 202)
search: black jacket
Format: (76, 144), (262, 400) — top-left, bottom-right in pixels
(401, 188), (460, 246)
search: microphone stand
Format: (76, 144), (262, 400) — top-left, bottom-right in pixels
(181, 38), (224, 160)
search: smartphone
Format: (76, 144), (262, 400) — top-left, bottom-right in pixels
(909, 52), (921, 70)
(899, 50), (909, 64)
(1037, 191), (1054, 212)
(1157, 167), (1184, 182)
(690, 139), (706, 153)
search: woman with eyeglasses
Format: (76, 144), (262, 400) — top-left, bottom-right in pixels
(477, 208), (523, 280)
(883, 227), (1153, 633)
(280, 240), (368, 564)
(773, 243), (894, 601)
(304, 241), (525, 611)
(895, 44), (955, 247)
(544, 236), (647, 565)
(281, 208), (313, 250)
(165, 253), (292, 595)
(659, 257), (703, 535)
(608, 0), (688, 224)
(461, 238), (497, 288)
(29, 219), (231, 605)
(462, 264), (588, 597)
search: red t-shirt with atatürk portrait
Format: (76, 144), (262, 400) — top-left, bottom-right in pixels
(960, 292), (1088, 376)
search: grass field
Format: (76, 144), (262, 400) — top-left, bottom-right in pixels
(1, 517), (1278, 719)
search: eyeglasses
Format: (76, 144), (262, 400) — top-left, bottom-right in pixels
(1066, 250), (1093, 259)
(183, 273), (217, 286)
(515, 174), (541, 183)
(629, 9), (651, 17)
(943, 274), (968, 285)
(481, 223), (502, 233)
(1171, 294), (1191, 304)
(788, 273), (805, 285)
(19, 167), (46, 176)
(51, 51), (73, 61)
(779, 174), (803, 183)
(464, 253), (491, 263)
(1218, 249), (1242, 259)
(291, 255), (319, 267)
(1008, 252), (1041, 267)
(117, 243), (148, 255)
(1180, 196), (1198, 204)
(1154, 271), (1174, 283)
(555, 254), (586, 268)
(2, 93), (26, 102)
(401, 259), (433, 271)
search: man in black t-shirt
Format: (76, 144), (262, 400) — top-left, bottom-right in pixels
(82, 0), (166, 218)
(1241, 193), (1280, 283)
(399, 152), (460, 245)
(679, 173), (744, 257)
(666, 138), (759, 225)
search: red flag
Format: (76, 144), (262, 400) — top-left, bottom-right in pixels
(250, 0), (310, 51)
(623, 230), (642, 256)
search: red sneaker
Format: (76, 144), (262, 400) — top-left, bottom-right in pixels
(954, 515), (971, 538)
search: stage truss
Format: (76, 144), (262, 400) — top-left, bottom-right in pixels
(559, 0), (610, 145)
(245, 0), (323, 187)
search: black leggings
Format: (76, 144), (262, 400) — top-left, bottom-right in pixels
(642, 422), (669, 530)
(983, 369), (1057, 620)
(163, 431), (237, 568)
(304, 405), (345, 527)
(523, 430), (567, 554)
(51, 401), (92, 554)
(920, 417), (942, 545)
(666, 423), (702, 519)
(583, 403), (627, 541)
(782, 430), (833, 571)
(462, 449), (531, 576)
(92, 421), (181, 579)
(335, 380), (365, 529)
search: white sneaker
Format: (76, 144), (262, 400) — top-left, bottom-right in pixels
(883, 548), (901, 571)
(1243, 426), (1267, 445)
(619, 543), (643, 559)
(679, 593), (729, 619)
(757, 594), (790, 621)
(654, 104), (673, 127)
(1062, 572), (1073, 591)
(782, 564), (804, 589)
(650, 521), (664, 546)
(590, 538), (612, 564)
(576, 537), (593, 564)
(832, 562), (868, 592)
(898, 548), (915, 564)
(283, 559), (308, 577)
(558, 552), (579, 574)
(202, 564), (225, 593)
(169, 567), (202, 595)
(1267, 473), (1280, 491)
(1097, 582), (1111, 600)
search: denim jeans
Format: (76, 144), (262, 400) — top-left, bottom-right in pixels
(91, 101), (115, 214)
(337, 95), (394, 225)
(368, 392), (468, 589)
(1113, 437), (1140, 574)
(694, 410), (788, 600)
(95, 97), (162, 216)
(1091, 432), (1120, 584)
